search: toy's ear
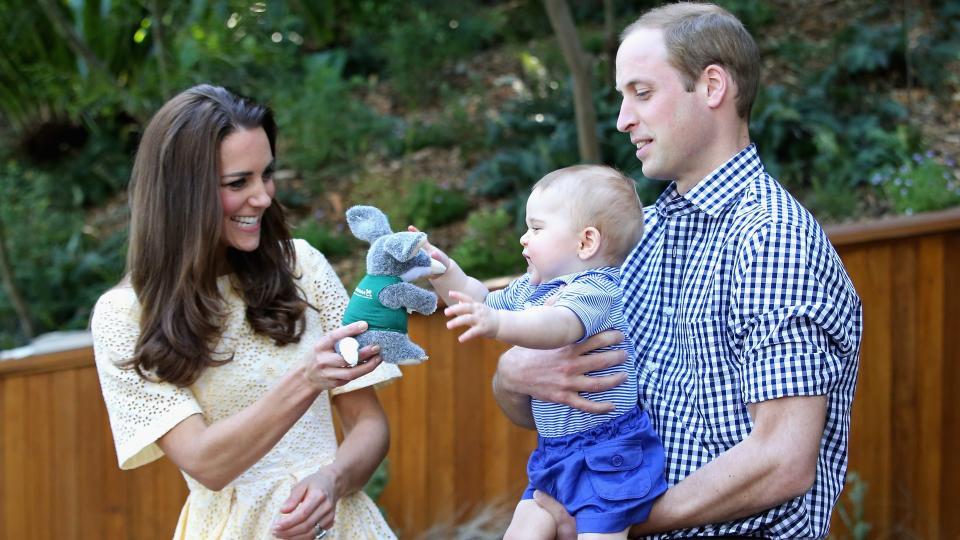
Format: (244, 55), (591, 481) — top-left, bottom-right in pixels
(345, 205), (393, 243)
(383, 232), (427, 262)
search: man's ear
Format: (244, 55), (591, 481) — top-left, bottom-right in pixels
(578, 227), (602, 260)
(702, 64), (730, 110)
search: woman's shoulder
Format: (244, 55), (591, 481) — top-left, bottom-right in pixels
(291, 238), (334, 275)
(91, 283), (140, 328)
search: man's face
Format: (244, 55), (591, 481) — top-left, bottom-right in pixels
(615, 28), (709, 190)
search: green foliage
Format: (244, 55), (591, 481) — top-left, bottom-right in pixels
(450, 208), (525, 280)
(872, 153), (960, 215)
(271, 51), (390, 191)
(833, 471), (871, 540)
(466, 81), (664, 230)
(363, 459), (389, 502)
(749, 9), (932, 220)
(389, 98), (484, 155)
(910, 1), (960, 90)
(293, 217), (357, 261)
(376, 5), (502, 106)
(402, 181), (471, 230)
(0, 160), (126, 346)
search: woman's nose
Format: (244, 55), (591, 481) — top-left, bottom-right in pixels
(249, 179), (272, 207)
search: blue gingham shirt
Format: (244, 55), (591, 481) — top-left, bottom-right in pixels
(621, 144), (862, 538)
(487, 268), (638, 437)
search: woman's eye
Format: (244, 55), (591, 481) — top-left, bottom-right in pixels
(225, 178), (247, 189)
(263, 169), (275, 181)
(636, 90), (650, 99)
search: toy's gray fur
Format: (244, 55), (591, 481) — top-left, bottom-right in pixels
(342, 205), (437, 365)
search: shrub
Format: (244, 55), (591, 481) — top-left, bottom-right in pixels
(871, 153), (960, 215)
(402, 181), (472, 230)
(450, 207), (525, 280)
(293, 216), (357, 261)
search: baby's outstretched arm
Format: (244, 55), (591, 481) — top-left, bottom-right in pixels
(408, 225), (489, 306)
(445, 291), (584, 349)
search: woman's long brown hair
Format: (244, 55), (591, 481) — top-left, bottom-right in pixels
(124, 84), (308, 387)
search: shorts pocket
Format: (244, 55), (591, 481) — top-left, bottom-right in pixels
(582, 439), (651, 501)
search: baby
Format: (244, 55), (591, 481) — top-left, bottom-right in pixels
(425, 165), (667, 539)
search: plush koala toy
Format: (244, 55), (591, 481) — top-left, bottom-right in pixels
(336, 205), (445, 366)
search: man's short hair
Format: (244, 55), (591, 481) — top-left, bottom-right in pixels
(533, 165), (644, 265)
(622, 2), (761, 120)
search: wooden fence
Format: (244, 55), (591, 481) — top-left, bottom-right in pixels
(2, 207), (958, 539)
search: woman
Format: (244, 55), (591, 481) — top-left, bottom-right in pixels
(91, 84), (399, 539)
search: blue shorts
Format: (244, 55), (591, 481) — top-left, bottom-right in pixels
(521, 406), (668, 534)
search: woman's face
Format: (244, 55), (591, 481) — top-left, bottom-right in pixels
(218, 127), (275, 254)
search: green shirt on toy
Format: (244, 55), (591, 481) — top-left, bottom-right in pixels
(342, 274), (408, 334)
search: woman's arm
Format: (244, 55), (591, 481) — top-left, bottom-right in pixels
(272, 387), (390, 538)
(156, 321), (382, 491)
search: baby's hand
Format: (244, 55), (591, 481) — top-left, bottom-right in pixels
(407, 225), (452, 273)
(444, 290), (500, 342)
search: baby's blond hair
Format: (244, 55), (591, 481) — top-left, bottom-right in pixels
(532, 165), (644, 265)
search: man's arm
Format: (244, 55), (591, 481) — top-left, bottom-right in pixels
(533, 395), (828, 540)
(491, 331), (629, 429)
(633, 395), (827, 534)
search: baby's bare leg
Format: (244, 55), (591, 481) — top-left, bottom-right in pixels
(503, 499), (557, 540)
(579, 526), (629, 540)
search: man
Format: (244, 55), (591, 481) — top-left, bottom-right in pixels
(491, 3), (862, 538)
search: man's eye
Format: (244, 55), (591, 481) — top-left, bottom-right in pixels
(636, 90), (650, 99)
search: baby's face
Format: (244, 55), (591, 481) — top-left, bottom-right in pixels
(520, 188), (583, 285)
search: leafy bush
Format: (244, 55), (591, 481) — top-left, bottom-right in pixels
(271, 51), (391, 193)
(450, 207), (525, 280)
(378, 6), (502, 106)
(871, 153), (960, 215)
(402, 181), (471, 230)
(293, 217), (357, 261)
(0, 160), (126, 346)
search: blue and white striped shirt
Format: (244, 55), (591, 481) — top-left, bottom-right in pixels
(621, 144), (862, 538)
(486, 267), (638, 438)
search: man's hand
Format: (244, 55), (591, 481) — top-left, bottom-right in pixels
(444, 290), (500, 342)
(493, 330), (628, 425)
(533, 491), (577, 540)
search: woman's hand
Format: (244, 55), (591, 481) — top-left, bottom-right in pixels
(303, 321), (382, 393)
(272, 466), (339, 539)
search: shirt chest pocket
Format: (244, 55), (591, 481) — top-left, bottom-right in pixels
(682, 318), (738, 384)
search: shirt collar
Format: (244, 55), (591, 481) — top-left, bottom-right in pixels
(654, 143), (764, 218)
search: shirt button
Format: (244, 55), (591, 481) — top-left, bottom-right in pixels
(611, 454), (624, 467)
(663, 306), (675, 317)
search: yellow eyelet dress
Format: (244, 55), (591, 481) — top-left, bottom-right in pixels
(91, 240), (400, 539)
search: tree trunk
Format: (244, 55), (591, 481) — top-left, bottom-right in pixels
(543, 0), (601, 163)
(0, 213), (33, 340)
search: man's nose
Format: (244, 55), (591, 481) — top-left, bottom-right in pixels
(616, 100), (635, 133)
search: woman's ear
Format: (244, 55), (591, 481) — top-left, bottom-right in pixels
(578, 227), (602, 260)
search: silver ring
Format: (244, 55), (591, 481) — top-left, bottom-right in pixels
(314, 523), (328, 539)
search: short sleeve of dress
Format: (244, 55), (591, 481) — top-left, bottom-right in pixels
(90, 287), (204, 470)
(292, 239), (402, 395)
